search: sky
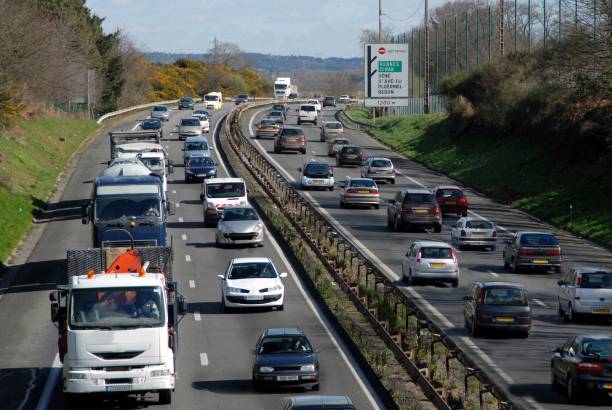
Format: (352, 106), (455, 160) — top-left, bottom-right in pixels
(85, 0), (442, 58)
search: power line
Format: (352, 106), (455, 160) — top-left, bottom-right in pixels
(382, 1), (424, 22)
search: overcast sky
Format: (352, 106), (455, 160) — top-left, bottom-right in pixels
(86, 0), (441, 58)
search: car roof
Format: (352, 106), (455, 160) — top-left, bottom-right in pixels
(477, 281), (526, 289)
(413, 241), (452, 248)
(185, 136), (208, 142)
(572, 267), (610, 273)
(232, 257), (271, 264)
(574, 335), (612, 342)
(368, 157), (392, 162)
(341, 145), (361, 149)
(289, 395), (353, 406)
(347, 177), (374, 182)
(516, 231), (555, 236)
(300, 104), (317, 107)
(206, 177), (244, 184)
(304, 161), (329, 167)
(264, 327), (304, 337)
(434, 185), (463, 190)
(401, 188), (433, 194)
(282, 125), (302, 130)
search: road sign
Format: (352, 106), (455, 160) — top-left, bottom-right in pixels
(364, 43), (409, 107)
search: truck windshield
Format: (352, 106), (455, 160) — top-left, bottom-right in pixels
(275, 84), (288, 90)
(205, 95), (219, 101)
(206, 182), (245, 198)
(70, 286), (165, 329)
(96, 196), (162, 221)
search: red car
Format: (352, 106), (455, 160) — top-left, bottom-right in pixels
(433, 186), (468, 216)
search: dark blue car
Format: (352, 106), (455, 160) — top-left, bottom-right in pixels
(185, 156), (218, 182)
(252, 328), (319, 391)
(141, 118), (163, 138)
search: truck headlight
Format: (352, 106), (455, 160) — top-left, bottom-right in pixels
(300, 364), (315, 372)
(259, 366), (274, 373)
(68, 372), (87, 380)
(151, 369), (171, 377)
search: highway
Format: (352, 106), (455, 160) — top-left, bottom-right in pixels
(0, 103), (383, 409)
(240, 103), (612, 410)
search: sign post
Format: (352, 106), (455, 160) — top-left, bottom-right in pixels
(364, 44), (409, 107)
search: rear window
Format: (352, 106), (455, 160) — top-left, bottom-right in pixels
(371, 159), (392, 168)
(582, 339), (612, 359)
(325, 96), (335, 100)
(404, 193), (436, 204)
(579, 272), (612, 289)
(482, 287), (528, 306)
(325, 122), (342, 129)
(152, 106), (167, 112)
(301, 105), (315, 112)
(305, 163), (330, 174)
(420, 247), (452, 259)
(333, 139), (350, 145)
(342, 146), (361, 154)
(466, 220), (494, 229)
(436, 189), (464, 198)
(281, 128), (302, 136)
(180, 98), (193, 103)
(520, 234), (558, 246)
(181, 119), (200, 126)
(270, 111), (283, 116)
(272, 105), (284, 111)
(261, 120), (277, 126)
(238, 94), (248, 99)
(348, 179), (376, 188)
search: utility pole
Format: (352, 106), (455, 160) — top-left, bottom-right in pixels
(378, 0), (382, 43)
(424, 0), (430, 114)
(500, 0), (505, 56)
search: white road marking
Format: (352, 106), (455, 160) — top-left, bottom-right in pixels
(33, 354), (61, 410)
(200, 353), (209, 366)
(525, 397), (549, 410)
(459, 336), (515, 384)
(210, 112), (230, 176)
(487, 270), (500, 278)
(175, 203), (180, 208)
(185, 255), (191, 262)
(194, 311), (201, 322)
(131, 122), (140, 131)
(189, 280), (196, 288)
(172, 190), (177, 194)
(17, 369), (36, 410)
(181, 234), (188, 241)
(532, 298), (547, 308)
(178, 217), (184, 223)
(166, 145), (170, 149)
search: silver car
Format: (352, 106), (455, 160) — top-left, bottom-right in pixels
(450, 217), (497, 251)
(361, 157), (395, 184)
(557, 267), (612, 321)
(150, 105), (170, 121)
(215, 206), (265, 247)
(178, 117), (202, 140)
(401, 241), (459, 287)
(339, 177), (380, 209)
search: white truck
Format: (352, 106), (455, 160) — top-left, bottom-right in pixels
(274, 77), (298, 99)
(50, 240), (186, 406)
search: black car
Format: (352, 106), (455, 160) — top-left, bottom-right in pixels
(336, 145), (365, 167)
(463, 281), (532, 337)
(184, 156), (217, 182)
(178, 97), (194, 110)
(252, 328), (319, 391)
(141, 118), (163, 138)
(235, 93), (249, 105)
(288, 93), (298, 100)
(551, 335), (612, 401)
(323, 96), (336, 107)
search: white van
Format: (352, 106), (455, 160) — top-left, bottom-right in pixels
(201, 177), (248, 226)
(298, 104), (318, 125)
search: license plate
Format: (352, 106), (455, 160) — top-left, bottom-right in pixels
(533, 259), (549, 264)
(246, 295), (264, 300)
(472, 232), (485, 236)
(496, 317), (515, 323)
(288, 138), (297, 142)
(346, 155), (356, 159)
(414, 209), (428, 213)
(430, 263), (446, 268)
(446, 200), (456, 204)
(313, 180), (325, 185)
(358, 190), (369, 194)
(277, 375), (299, 381)
(593, 307), (612, 314)
(106, 385), (132, 392)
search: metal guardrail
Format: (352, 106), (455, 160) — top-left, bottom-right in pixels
(224, 102), (521, 410)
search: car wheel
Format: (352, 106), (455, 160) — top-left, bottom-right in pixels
(328, 186), (334, 191)
(158, 390), (172, 405)
(510, 258), (519, 273)
(433, 223), (442, 233)
(393, 216), (401, 231)
(518, 330), (529, 338)
(277, 304), (284, 311)
(462, 211), (468, 217)
(297, 120), (301, 125)
(390, 179), (395, 184)
(301, 149), (306, 154)
(567, 376), (581, 402)
(302, 186), (308, 191)
(64, 393), (81, 408)
(311, 383), (320, 391)
(404, 270), (413, 286)
(554, 266), (561, 274)
(557, 301), (565, 318)
(471, 319), (481, 337)
(565, 304), (575, 322)
(340, 200), (345, 208)
(386, 214), (393, 230)
(451, 279), (459, 288)
(373, 204), (380, 210)
(490, 246), (497, 252)
(551, 367), (560, 390)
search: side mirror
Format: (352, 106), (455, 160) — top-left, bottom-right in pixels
(50, 302), (59, 322)
(167, 202), (176, 216)
(279, 272), (288, 278)
(168, 165), (174, 174)
(505, 239), (512, 244)
(49, 292), (57, 302)
(209, 147), (214, 151)
(217, 275), (225, 280)
(81, 203), (90, 224)
(297, 168), (302, 172)
(557, 280), (565, 286)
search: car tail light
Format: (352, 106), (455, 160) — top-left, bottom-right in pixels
(451, 248), (457, 263)
(368, 167), (372, 173)
(476, 288), (484, 304)
(416, 250), (422, 263)
(576, 275), (582, 287)
(459, 197), (467, 205)
(434, 206), (441, 215)
(577, 362), (603, 373)
(460, 230), (467, 237)
(370, 190), (380, 195)
(519, 248), (534, 256)
(346, 188), (357, 194)
(545, 250), (561, 256)
(492, 230), (497, 238)
(299, 135), (305, 144)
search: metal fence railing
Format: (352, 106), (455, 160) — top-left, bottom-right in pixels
(389, 95), (448, 115)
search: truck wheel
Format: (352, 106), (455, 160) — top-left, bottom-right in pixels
(297, 120), (301, 125)
(433, 223), (442, 233)
(64, 393), (81, 408)
(159, 389), (172, 405)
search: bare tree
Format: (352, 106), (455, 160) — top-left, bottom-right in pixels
(208, 38), (248, 70)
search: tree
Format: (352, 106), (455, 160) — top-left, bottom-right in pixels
(208, 38), (248, 70)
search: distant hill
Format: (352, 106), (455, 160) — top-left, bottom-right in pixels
(144, 52), (361, 72)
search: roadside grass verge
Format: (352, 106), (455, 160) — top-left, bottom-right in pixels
(349, 109), (612, 248)
(0, 116), (98, 262)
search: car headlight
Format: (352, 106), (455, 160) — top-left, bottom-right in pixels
(259, 366), (274, 373)
(207, 204), (217, 211)
(300, 364), (315, 372)
(208, 169), (217, 175)
(268, 284), (282, 292)
(151, 369), (171, 377)
(239, 200), (247, 206)
(226, 287), (243, 293)
(185, 170), (193, 174)
(218, 224), (230, 233)
(254, 223), (264, 231)
(68, 372), (87, 380)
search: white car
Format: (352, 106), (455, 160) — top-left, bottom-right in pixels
(297, 104), (318, 125)
(557, 267), (612, 321)
(192, 113), (210, 133)
(338, 95), (350, 103)
(450, 217), (497, 251)
(307, 99), (321, 111)
(298, 160), (334, 191)
(217, 257), (287, 311)
(401, 241), (459, 287)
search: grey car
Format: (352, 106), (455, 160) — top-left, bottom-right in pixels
(361, 157), (395, 184)
(387, 189), (442, 232)
(150, 105), (170, 121)
(216, 206), (264, 247)
(451, 217), (497, 250)
(183, 136), (212, 164)
(557, 267), (612, 321)
(178, 117), (202, 140)
(463, 281), (532, 337)
(319, 121), (343, 142)
(274, 126), (306, 154)
(178, 97), (195, 110)
(502, 231), (562, 273)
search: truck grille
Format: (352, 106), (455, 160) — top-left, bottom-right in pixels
(102, 240), (157, 248)
(93, 351), (144, 360)
(106, 378), (133, 384)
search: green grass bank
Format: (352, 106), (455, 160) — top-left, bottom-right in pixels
(0, 116), (98, 262)
(349, 108), (612, 248)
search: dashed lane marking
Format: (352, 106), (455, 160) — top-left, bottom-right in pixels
(532, 298), (547, 308)
(189, 280), (195, 288)
(181, 234), (187, 241)
(178, 217), (184, 223)
(200, 353), (209, 366)
(487, 270), (500, 278)
(194, 311), (201, 321)
(185, 255), (191, 262)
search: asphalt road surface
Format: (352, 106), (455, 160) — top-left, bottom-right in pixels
(241, 103), (612, 410)
(0, 103), (383, 410)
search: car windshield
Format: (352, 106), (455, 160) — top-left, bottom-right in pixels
(282, 128), (302, 136)
(142, 119), (161, 128)
(520, 234), (558, 246)
(275, 84), (288, 90)
(582, 340), (612, 359)
(152, 106), (167, 112)
(222, 208), (259, 221)
(405, 194), (436, 204)
(272, 105), (284, 111)
(181, 119), (200, 126)
(349, 179), (376, 188)
(261, 120), (277, 126)
(185, 141), (208, 151)
(229, 262), (276, 279)
(580, 272), (612, 289)
(437, 189), (464, 198)
(188, 157), (214, 166)
(482, 287), (527, 306)
(139, 158), (163, 171)
(206, 182), (245, 198)
(259, 336), (313, 354)
(270, 111), (283, 116)
(70, 286), (164, 329)
(371, 159), (392, 168)
(96, 196), (161, 220)
(180, 98), (192, 103)
(238, 94), (248, 99)
(205, 95), (219, 101)
(194, 110), (209, 116)
(304, 164), (330, 177)
(342, 147), (360, 154)
(301, 105), (315, 112)
(333, 139), (350, 145)
(325, 96), (334, 100)
(325, 123), (342, 129)
(420, 247), (452, 259)
(466, 220), (494, 229)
